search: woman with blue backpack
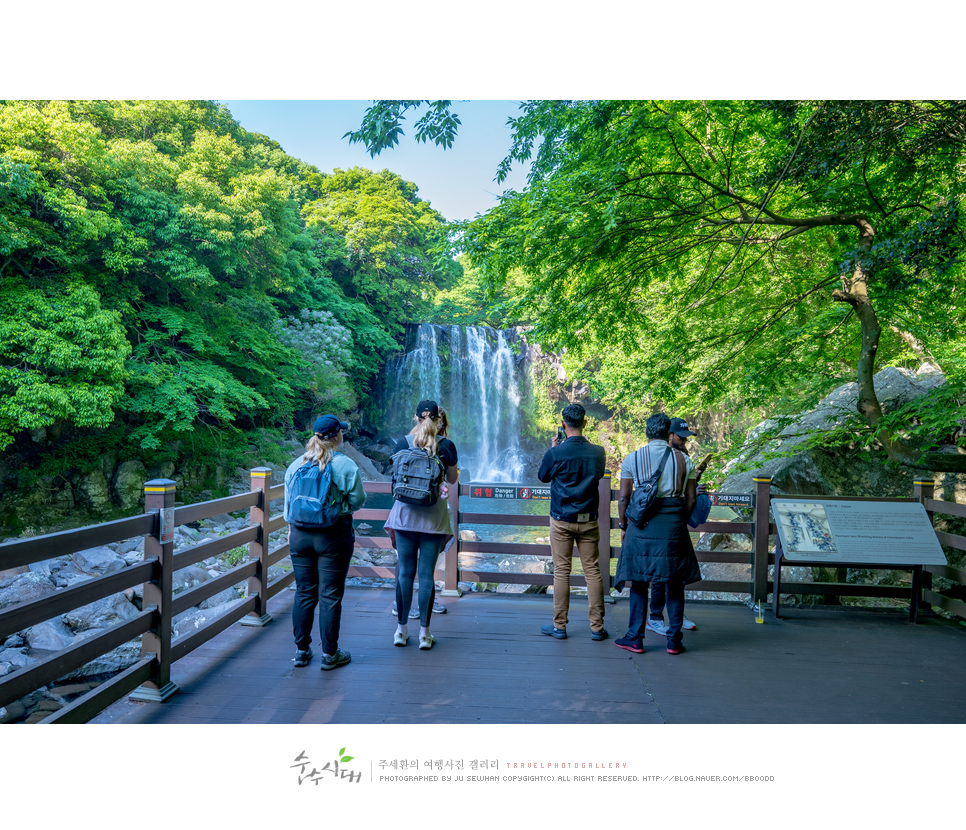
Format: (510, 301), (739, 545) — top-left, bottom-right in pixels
(283, 414), (366, 671)
(384, 399), (459, 651)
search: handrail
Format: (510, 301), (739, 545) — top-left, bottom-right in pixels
(2, 465), (963, 725)
(0, 513), (155, 571)
(0, 559), (156, 639)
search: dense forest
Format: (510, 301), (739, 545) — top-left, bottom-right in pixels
(2, 100), (965, 533)
(0, 100), (464, 524)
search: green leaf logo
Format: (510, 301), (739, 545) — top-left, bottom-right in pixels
(339, 747), (354, 764)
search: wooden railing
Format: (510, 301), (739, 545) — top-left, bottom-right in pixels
(0, 471), (279, 723)
(2, 469), (964, 724)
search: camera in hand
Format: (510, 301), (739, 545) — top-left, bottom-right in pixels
(697, 453), (714, 473)
(557, 427), (566, 444)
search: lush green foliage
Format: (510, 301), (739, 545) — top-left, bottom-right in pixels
(302, 166), (461, 336)
(355, 99), (966, 469)
(0, 100), (452, 473)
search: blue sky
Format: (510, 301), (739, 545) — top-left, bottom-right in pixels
(219, 101), (533, 223)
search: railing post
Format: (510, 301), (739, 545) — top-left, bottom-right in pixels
(598, 472), (612, 599)
(241, 467), (273, 626)
(913, 478), (936, 622)
(129, 478), (180, 703)
(752, 477), (772, 605)
(440, 473), (462, 597)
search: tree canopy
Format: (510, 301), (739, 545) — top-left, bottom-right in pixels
(353, 99), (966, 470)
(0, 100), (453, 461)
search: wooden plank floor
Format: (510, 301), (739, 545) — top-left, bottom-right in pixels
(91, 588), (966, 725)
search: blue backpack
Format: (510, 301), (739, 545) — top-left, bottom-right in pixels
(288, 455), (343, 530)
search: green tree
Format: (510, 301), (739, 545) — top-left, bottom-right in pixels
(302, 167), (461, 336)
(350, 100), (966, 471)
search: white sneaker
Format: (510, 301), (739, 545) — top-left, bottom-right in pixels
(682, 615), (697, 631)
(646, 618), (670, 635)
(393, 630), (408, 647)
(418, 632), (435, 650)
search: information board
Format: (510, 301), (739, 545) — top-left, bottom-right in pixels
(708, 493), (754, 509)
(468, 485), (551, 500)
(771, 498), (946, 566)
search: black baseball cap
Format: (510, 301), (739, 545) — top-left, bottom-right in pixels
(670, 417), (696, 437)
(415, 399), (439, 418)
(313, 414), (349, 437)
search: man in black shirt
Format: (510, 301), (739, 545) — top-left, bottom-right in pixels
(537, 403), (608, 641)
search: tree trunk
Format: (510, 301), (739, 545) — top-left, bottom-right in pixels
(832, 218), (966, 472)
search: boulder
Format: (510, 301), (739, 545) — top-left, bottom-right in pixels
(719, 365), (951, 499)
(340, 442), (390, 482)
(24, 619), (74, 651)
(63, 632), (142, 678)
(459, 529), (482, 542)
(112, 460), (148, 510)
(199, 587), (242, 609)
(62, 592), (141, 632)
(0, 648), (35, 669)
(72, 546), (127, 575)
(75, 470), (113, 512)
(172, 566), (210, 594)
(0, 700), (26, 723)
(0, 571), (57, 609)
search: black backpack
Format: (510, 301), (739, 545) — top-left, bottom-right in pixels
(288, 456), (343, 530)
(625, 446), (672, 527)
(391, 436), (445, 506)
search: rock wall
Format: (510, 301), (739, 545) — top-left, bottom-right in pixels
(701, 364), (966, 608)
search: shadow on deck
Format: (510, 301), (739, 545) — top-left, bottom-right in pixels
(91, 588), (966, 725)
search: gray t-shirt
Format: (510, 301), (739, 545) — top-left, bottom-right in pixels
(619, 439), (695, 497)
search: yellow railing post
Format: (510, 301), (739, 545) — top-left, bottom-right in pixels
(130, 478), (180, 703)
(241, 467), (274, 627)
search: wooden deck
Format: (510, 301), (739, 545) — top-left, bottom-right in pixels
(91, 587), (966, 725)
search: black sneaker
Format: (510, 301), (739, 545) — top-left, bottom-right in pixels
(293, 648), (312, 667)
(320, 648), (351, 671)
(667, 641), (685, 655)
(591, 629), (608, 641)
(615, 636), (644, 654)
(541, 624), (567, 639)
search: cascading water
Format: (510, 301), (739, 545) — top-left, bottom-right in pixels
(380, 324), (530, 482)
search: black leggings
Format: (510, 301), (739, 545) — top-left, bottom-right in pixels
(394, 530), (444, 627)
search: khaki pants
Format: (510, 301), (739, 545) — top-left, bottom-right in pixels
(549, 517), (605, 632)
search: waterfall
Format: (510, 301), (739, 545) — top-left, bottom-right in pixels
(380, 324), (528, 483)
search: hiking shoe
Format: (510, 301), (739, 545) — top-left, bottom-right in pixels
(615, 637), (644, 654)
(393, 630), (409, 647)
(541, 624), (567, 639)
(667, 642), (685, 655)
(591, 629), (609, 641)
(293, 648), (312, 667)
(682, 615), (697, 631)
(319, 648), (351, 670)
(418, 632), (435, 650)
(432, 601), (447, 614)
(646, 617), (670, 635)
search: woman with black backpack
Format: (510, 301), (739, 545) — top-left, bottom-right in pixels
(283, 414), (366, 671)
(384, 399), (459, 650)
